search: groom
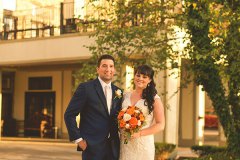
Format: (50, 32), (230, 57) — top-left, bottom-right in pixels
(64, 54), (122, 160)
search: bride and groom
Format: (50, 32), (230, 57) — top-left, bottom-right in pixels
(64, 54), (165, 160)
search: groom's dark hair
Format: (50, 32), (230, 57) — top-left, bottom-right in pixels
(97, 54), (115, 67)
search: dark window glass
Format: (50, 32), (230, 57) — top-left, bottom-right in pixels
(2, 72), (14, 92)
(28, 77), (52, 90)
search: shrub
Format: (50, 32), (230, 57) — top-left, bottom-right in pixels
(155, 142), (176, 155)
(155, 142), (176, 160)
(189, 152), (240, 160)
(191, 145), (226, 157)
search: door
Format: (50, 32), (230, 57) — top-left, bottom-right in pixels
(2, 93), (16, 136)
(178, 59), (205, 147)
(24, 92), (55, 137)
(1, 72), (16, 136)
(178, 59), (198, 147)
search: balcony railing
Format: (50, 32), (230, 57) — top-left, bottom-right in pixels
(0, 2), (97, 41)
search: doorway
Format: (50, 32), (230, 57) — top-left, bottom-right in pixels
(24, 92), (55, 138)
(1, 72), (16, 137)
(203, 95), (219, 146)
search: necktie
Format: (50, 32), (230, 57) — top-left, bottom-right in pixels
(104, 85), (111, 113)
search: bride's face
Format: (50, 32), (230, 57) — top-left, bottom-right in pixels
(134, 73), (151, 90)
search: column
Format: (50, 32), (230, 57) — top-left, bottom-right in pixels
(196, 85), (205, 145)
(154, 70), (166, 142)
(165, 66), (180, 145)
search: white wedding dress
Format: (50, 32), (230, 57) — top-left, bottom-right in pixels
(119, 92), (160, 160)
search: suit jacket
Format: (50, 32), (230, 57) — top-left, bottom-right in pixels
(64, 78), (122, 159)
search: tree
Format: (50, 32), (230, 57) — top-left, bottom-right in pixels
(75, 0), (181, 84)
(76, 0), (240, 156)
(185, 0), (240, 156)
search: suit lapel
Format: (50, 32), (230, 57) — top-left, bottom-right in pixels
(94, 79), (109, 116)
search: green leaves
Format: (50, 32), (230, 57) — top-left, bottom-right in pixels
(185, 0), (240, 156)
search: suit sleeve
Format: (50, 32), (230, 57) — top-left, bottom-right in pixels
(64, 83), (87, 141)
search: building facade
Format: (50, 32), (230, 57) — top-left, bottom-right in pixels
(0, 0), (224, 147)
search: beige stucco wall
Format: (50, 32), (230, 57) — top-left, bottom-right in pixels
(14, 71), (27, 120)
(0, 0), (3, 33)
(181, 82), (194, 140)
(0, 34), (94, 66)
(61, 70), (73, 137)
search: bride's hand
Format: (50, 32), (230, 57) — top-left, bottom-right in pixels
(131, 131), (141, 139)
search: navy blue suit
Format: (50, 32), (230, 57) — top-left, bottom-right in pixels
(64, 78), (122, 160)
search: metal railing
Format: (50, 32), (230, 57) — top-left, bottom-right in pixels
(0, 2), (98, 41)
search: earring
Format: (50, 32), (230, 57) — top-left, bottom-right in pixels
(147, 83), (150, 87)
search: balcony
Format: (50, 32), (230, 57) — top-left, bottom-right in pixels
(0, 2), (98, 41)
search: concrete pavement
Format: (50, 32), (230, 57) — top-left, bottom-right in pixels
(0, 138), (199, 160)
(169, 147), (198, 159)
(0, 140), (82, 160)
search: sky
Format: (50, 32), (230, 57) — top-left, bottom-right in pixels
(2, 0), (16, 11)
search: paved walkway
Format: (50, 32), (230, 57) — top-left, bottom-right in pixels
(0, 140), (82, 160)
(0, 138), (198, 160)
(170, 147), (198, 159)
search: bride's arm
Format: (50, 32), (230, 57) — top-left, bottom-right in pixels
(132, 98), (165, 138)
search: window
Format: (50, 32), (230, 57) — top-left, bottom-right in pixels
(28, 77), (52, 90)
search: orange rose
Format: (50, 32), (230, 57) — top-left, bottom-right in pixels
(129, 117), (138, 127)
(126, 106), (135, 115)
(119, 119), (126, 128)
(118, 111), (125, 119)
(139, 114), (145, 121)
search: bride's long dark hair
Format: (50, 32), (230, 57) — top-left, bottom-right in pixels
(135, 65), (157, 114)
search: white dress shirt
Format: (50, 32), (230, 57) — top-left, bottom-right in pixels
(98, 77), (112, 113)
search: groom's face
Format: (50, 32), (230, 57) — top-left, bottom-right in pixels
(97, 59), (115, 83)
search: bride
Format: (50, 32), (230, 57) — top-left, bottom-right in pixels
(119, 65), (165, 160)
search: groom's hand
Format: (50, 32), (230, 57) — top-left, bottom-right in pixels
(78, 139), (87, 151)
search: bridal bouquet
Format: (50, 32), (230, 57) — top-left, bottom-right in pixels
(117, 106), (145, 144)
